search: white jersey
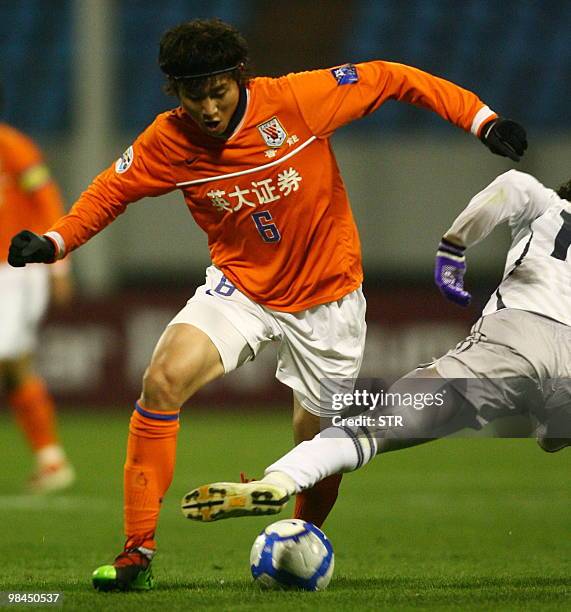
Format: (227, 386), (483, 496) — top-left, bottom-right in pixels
(444, 170), (571, 327)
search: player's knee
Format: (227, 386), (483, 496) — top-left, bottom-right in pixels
(141, 361), (190, 409)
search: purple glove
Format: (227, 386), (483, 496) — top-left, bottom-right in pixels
(434, 239), (471, 307)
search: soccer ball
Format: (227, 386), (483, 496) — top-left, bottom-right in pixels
(249, 519), (334, 591)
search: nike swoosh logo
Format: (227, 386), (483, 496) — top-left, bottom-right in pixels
(173, 157), (198, 166)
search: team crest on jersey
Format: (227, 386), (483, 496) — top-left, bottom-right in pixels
(331, 63), (359, 85)
(257, 117), (287, 148)
(115, 145), (134, 174)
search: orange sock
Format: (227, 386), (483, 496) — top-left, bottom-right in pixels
(293, 473), (343, 528)
(8, 376), (59, 451)
(124, 401), (180, 551)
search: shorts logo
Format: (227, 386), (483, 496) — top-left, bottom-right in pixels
(331, 64), (359, 85)
(115, 145), (134, 174)
(257, 117), (287, 148)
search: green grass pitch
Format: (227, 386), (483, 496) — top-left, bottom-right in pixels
(0, 409), (569, 611)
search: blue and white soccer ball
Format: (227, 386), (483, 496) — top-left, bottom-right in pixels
(250, 519), (334, 591)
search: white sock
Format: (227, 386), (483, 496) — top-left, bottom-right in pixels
(263, 426), (377, 494)
(260, 471), (297, 496)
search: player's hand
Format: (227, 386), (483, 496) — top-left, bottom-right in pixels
(434, 239), (471, 307)
(480, 118), (527, 162)
(8, 230), (56, 267)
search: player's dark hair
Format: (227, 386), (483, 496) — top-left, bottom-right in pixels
(556, 180), (571, 202)
(159, 18), (251, 99)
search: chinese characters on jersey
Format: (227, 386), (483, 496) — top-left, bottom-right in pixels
(207, 166), (303, 213)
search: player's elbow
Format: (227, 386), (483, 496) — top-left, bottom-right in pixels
(496, 168), (532, 188)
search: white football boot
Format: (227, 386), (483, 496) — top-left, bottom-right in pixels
(181, 481), (289, 522)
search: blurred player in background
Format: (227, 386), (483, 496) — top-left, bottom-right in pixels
(7, 19), (527, 590)
(0, 87), (74, 493)
(188, 169), (570, 516)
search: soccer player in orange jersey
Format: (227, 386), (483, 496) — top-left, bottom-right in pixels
(8, 19), (527, 590)
(0, 88), (75, 493)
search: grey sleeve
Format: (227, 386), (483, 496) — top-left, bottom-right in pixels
(443, 170), (552, 248)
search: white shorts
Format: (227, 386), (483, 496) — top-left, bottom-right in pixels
(434, 309), (571, 429)
(168, 266), (367, 416)
(0, 263), (49, 359)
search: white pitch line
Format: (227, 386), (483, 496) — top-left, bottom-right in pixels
(0, 495), (114, 511)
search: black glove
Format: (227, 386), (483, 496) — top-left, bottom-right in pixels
(480, 117), (527, 162)
(8, 230), (56, 267)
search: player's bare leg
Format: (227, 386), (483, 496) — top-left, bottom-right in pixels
(2, 355), (75, 493)
(93, 323), (224, 591)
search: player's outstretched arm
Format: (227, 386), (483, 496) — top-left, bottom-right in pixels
(479, 117), (527, 162)
(8, 229), (56, 267)
(377, 62), (527, 160)
(434, 171), (552, 307)
(288, 61), (529, 158)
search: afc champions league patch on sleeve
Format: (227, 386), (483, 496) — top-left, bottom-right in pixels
(331, 64), (359, 85)
(115, 145), (134, 174)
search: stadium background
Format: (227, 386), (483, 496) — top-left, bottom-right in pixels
(4, 0), (571, 407)
(1, 3), (570, 609)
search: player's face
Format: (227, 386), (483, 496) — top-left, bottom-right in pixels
(180, 76), (240, 138)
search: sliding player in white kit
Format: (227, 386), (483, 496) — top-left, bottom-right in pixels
(183, 169), (571, 519)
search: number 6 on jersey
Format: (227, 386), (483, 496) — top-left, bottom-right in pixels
(252, 211), (281, 243)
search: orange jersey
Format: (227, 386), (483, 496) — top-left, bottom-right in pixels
(47, 61), (496, 311)
(0, 123), (67, 263)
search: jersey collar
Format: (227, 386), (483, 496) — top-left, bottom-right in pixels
(223, 86), (249, 142)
